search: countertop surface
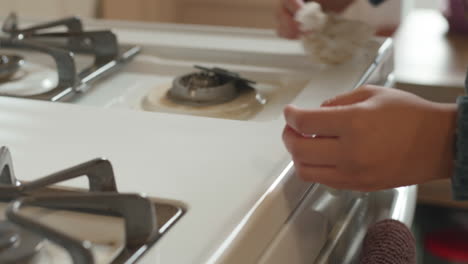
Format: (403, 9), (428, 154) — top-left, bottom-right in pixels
(0, 20), (382, 263)
(395, 9), (468, 90)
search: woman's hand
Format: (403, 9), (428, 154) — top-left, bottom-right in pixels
(276, 0), (356, 39)
(276, 0), (303, 39)
(282, 85), (457, 191)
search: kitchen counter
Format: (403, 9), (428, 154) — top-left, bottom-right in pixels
(0, 19), (384, 262)
(0, 14), (418, 263)
(394, 9), (468, 101)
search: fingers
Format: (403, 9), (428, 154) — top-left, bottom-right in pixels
(284, 104), (351, 136)
(276, 6), (301, 39)
(276, 0), (303, 39)
(294, 162), (380, 191)
(321, 86), (375, 107)
(293, 162), (353, 188)
(283, 126), (340, 165)
(283, 0), (303, 14)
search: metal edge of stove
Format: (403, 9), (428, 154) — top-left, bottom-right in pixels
(101, 195), (186, 264)
(121, 198), (186, 264)
(35, 185), (186, 264)
(207, 37), (417, 264)
(355, 38), (394, 88)
(206, 162), (314, 264)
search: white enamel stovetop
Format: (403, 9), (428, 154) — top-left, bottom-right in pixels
(0, 19), (400, 264)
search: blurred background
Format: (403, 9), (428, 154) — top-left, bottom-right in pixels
(0, 0), (438, 28)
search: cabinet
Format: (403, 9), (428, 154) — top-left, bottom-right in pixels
(101, 0), (276, 28)
(102, 0), (401, 30)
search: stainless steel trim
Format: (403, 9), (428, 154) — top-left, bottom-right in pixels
(390, 186), (417, 226)
(314, 198), (365, 264)
(77, 45), (142, 93)
(354, 38), (393, 89)
(312, 186), (417, 264)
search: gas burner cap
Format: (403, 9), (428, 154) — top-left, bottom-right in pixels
(0, 221), (43, 263)
(0, 55), (23, 82)
(167, 65), (256, 106)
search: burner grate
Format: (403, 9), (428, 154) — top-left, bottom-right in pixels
(0, 147), (184, 264)
(0, 13), (141, 102)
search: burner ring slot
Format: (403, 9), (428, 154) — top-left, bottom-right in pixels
(167, 72), (239, 106)
(0, 55), (23, 82)
(0, 221), (43, 263)
(0, 224), (18, 250)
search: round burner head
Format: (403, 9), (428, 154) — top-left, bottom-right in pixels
(167, 71), (239, 106)
(0, 221), (43, 263)
(0, 55), (24, 82)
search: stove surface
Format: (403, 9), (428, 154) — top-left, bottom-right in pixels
(0, 15), (384, 122)
(0, 16), (396, 264)
(0, 14), (141, 102)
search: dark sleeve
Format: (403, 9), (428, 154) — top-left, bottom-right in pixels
(453, 70), (468, 200)
(368, 0), (387, 6)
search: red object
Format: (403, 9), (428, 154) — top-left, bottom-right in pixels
(425, 228), (468, 262)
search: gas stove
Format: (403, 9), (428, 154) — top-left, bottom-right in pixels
(0, 14), (415, 264)
(0, 146), (183, 264)
(0, 14), (392, 122)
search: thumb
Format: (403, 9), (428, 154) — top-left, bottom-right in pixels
(284, 0), (304, 14)
(284, 104), (351, 136)
(321, 86), (375, 107)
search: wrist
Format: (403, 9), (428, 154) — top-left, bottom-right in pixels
(429, 103), (457, 181)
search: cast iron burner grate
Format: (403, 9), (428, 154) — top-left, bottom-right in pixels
(0, 146), (184, 264)
(0, 13), (141, 102)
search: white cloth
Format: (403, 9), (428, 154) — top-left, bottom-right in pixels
(295, 2), (375, 64)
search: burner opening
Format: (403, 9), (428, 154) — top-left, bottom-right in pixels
(167, 66), (256, 106)
(0, 221), (43, 263)
(182, 71), (229, 89)
(0, 224), (18, 250)
(0, 55), (23, 82)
